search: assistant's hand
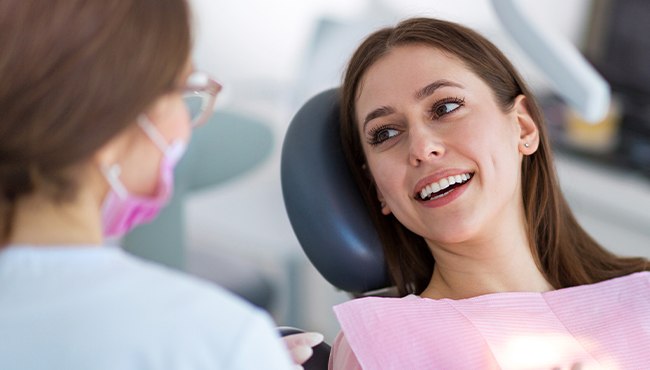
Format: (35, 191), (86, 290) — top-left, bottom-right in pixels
(283, 332), (325, 367)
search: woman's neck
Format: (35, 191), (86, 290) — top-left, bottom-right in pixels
(421, 251), (553, 300)
(9, 190), (103, 246)
(420, 221), (553, 300)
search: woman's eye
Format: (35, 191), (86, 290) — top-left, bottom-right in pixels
(430, 98), (464, 119)
(377, 128), (399, 141)
(369, 127), (400, 146)
(434, 102), (460, 117)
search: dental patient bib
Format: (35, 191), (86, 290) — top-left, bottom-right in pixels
(333, 272), (650, 369)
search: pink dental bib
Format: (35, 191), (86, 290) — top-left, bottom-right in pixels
(333, 272), (650, 369)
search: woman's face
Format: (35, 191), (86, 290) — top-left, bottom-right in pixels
(356, 44), (536, 247)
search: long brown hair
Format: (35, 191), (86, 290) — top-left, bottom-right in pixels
(0, 0), (191, 244)
(340, 17), (649, 296)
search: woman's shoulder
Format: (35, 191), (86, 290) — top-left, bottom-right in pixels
(333, 294), (469, 338)
(333, 293), (443, 314)
(548, 271), (650, 300)
(332, 295), (500, 369)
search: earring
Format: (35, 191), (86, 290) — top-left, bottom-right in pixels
(524, 142), (530, 148)
(380, 200), (386, 208)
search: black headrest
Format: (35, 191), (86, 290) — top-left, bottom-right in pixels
(281, 88), (390, 293)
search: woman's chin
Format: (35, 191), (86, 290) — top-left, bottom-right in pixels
(422, 222), (482, 246)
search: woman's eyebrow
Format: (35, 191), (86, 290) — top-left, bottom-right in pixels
(363, 106), (395, 130)
(362, 80), (463, 130)
(414, 79), (464, 101)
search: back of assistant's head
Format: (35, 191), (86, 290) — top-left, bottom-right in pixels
(0, 0), (191, 240)
(340, 17), (554, 295)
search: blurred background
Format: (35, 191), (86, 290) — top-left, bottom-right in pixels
(123, 0), (650, 342)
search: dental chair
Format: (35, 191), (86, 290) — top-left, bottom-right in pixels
(280, 88), (392, 369)
(281, 88), (389, 295)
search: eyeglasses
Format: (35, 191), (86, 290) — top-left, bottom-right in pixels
(182, 71), (222, 128)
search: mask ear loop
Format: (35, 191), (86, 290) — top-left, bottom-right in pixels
(101, 115), (167, 201)
(101, 163), (128, 199)
(137, 114), (188, 166)
(137, 115), (170, 153)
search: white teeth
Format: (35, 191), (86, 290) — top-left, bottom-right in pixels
(417, 173), (473, 200)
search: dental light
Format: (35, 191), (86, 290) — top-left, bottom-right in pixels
(491, 0), (610, 123)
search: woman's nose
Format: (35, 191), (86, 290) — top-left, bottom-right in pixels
(408, 124), (445, 167)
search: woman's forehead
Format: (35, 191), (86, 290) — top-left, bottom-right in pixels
(358, 46), (469, 95)
(355, 46), (482, 107)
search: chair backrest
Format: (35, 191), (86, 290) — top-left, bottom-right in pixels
(281, 88), (390, 294)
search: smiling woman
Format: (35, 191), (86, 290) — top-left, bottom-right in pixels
(330, 17), (650, 369)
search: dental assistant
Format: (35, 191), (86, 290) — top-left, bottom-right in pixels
(0, 0), (315, 368)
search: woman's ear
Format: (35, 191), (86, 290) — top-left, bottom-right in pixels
(513, 95), (539, 155)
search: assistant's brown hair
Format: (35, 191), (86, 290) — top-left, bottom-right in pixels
(0, 0), (191, 244)
(340, 17), (648, 296)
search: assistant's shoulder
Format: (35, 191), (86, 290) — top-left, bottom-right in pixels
(115, 251), (294, 367)
(111, 249), (262, 320)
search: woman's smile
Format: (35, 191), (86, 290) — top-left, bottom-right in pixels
(415, 172), (474, 201)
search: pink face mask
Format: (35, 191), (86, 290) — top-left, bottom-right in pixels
(101, 116), (187, 239)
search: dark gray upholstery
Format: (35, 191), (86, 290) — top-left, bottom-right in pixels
(281, 88), (390, 294)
